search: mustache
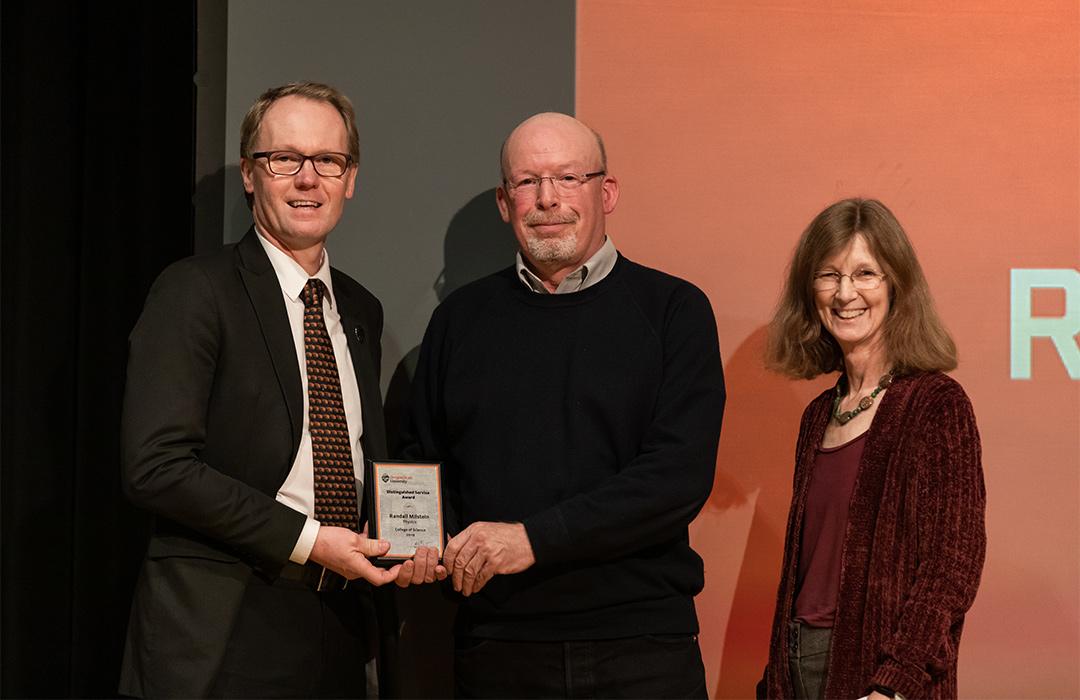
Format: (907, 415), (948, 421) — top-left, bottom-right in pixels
(523, 213), (577, 226)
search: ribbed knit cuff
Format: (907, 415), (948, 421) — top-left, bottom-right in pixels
(871, 661), (926, 700)
(522, 507), (570, 565)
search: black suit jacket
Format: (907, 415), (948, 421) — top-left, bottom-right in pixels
(118, 229), (387, 697)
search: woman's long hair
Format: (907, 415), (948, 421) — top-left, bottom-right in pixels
(766, 198), (957, 379)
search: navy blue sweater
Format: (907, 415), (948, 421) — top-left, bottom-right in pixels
(405, 255), (725, 640)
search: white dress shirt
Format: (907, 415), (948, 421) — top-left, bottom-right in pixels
(255, 231), (366, 564)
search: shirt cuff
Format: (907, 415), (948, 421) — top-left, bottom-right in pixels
(288, 518), (320, 564)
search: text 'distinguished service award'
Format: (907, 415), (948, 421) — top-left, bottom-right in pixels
(368, 460), (444, 562)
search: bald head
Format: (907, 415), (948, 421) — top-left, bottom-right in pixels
(500, 112), (607, 181)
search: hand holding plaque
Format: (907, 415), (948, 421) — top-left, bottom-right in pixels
(367, 460), (444, 564)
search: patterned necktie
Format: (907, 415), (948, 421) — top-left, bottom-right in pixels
(301, 278), (360, 531)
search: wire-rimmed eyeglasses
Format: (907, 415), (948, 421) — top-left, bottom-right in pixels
(503, 171), (606, 197)
(250, 151), (353, 177)
(812, 269), (887, 292)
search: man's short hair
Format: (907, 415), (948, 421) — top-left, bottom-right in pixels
(240, 81), (360, 161)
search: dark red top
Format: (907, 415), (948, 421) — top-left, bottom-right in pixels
(793, 431), (866, 626)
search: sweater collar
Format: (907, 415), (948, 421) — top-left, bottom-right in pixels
(515, 237), (617, 294)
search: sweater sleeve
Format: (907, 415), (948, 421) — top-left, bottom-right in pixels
(870, 382), (987, 698)
(522, 284), (726, 565)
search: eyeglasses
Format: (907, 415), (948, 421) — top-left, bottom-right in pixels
(504, 171), (606, 197)
(812, 269), (887, 291)
(250, 151), (353, 177)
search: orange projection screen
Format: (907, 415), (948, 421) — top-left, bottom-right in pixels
(577, 1), (1079, 697)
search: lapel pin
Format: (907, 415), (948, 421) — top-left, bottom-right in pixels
(353, 326), (365, 343)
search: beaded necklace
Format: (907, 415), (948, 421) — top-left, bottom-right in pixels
(832, 370), (894, 425)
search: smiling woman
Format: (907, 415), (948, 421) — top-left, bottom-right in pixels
(758, 198), (986, 700)
(766, 198), (956, 380)
(812, 235), (891, 361)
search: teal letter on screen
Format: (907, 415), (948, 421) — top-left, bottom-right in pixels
(1010, 269), (1080, 380)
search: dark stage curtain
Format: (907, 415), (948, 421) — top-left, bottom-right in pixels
(2, 2), (196, 695)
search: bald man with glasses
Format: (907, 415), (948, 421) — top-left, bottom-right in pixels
(404, 112), (726, 698)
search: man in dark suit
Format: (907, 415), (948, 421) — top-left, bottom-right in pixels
(119, 82), (439, 698)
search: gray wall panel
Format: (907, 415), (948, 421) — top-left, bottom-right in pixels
(216, 1), (575, 393)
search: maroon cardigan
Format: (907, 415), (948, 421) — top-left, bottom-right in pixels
(760, 371), (986, 699)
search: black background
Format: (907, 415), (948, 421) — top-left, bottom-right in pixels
(2, 1), (197, 695)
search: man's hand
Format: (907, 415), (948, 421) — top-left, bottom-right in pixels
(443, 522), (535, 596)
(394, 546), (448, 588)
(308, 526), (401, 586)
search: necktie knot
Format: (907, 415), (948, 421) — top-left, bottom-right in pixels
(302, 279), (326, 309)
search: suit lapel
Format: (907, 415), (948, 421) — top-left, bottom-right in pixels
(332, 276), (386, 461)
(236, 229), (304, 459)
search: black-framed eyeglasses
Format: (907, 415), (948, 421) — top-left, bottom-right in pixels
(812, 269), (887, 292)
(250, 151), (353, 177)
(503, 171), (606, 197)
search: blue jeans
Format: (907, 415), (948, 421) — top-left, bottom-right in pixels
(454, 635), (707, 698)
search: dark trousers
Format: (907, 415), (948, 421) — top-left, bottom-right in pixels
(787, 622), (831, 700)
(207, 573), (373, 698)
(454, 635), (707, 699)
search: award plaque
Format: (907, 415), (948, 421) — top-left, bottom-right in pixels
(367, 460), (444, 563)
